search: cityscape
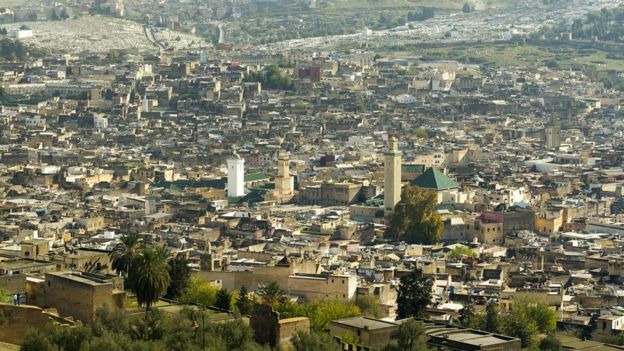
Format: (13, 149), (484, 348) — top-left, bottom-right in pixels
(0, 0), (624, 350)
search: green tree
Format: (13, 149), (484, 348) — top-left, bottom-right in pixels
(457, 303), (472, 327)
(166, 255), (191, 299)
(92, 304), (130, 336)
(396, 319), (428, 351)
(276, 299), (362, 332)
(413, 127), (428, 139)
(291, 331), (341, 351)
(89, 334), (126, 351)
(503, 314), (539, 348)
(462, 2), (476, 13)
(215, 319), (258, 350)
(303, 300), (361, 332)
(355, 295), (383, 318)
(386, 185), (443, 244)
(235, 286), (253, 315)
(48, 325), (92, 351)
(20, 329), (54, 351)
(129, 308), (168, 341)
(448, 246), (477, 260)
(109, 233), (141, 277)
(83, 257), (108, 274)
(499, 299), (555, 349)
(485, 301), (500, 333)
(396, 268), (432, 319)
(243, 65), (294, 90)
(602, 333), (624, 346)
(511, 299), (557, 333)
(215, 288), (232, 310)
(128, 246), (171, 315)
(179, 277), (219, 306)
(539, 333), (562, 351)
(257, 281), (286, 305)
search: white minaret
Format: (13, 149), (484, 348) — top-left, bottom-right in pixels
(227, 155), (245, 197)
(384, 137), (401, 215)
(200, 50), (208, 64)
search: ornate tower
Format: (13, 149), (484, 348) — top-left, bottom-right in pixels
(545, 115), (561, 149)
(384, 137), (401, 215)
(274, 151), (294, 202)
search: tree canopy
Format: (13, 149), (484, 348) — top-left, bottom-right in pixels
(0, 39), (27, 61)
(396, 267), (433, 319)
(128, 246), (171, 314)
(243, 65), (294, 90)
(462, 298), (557, 349)
(165, 255), (191, 299)
(256, 281), (286, 305)
(448, 246), (477, 260)
(276, 299), (362, 332)
(462, 2), (476, 13)
(21, 305), (269, 351)
(385, 185), (443, 244)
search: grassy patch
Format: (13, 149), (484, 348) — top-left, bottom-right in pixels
(386, 43), (624, 71)
(2, 0), (32, 6)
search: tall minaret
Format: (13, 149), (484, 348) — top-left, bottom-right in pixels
(545, 115), (561, 149)
(274, 151), (294, 202)
(227, 155), (245, 197)
(384, 137), (401, 215)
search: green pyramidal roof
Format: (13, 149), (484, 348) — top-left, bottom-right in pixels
(410, 167), (459, 190)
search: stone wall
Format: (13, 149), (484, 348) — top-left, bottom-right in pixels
(250, 304), (310, 347)
(0, 275), (26, 295)
(277, 317), (310, 345)
(0, 303), (74, 345)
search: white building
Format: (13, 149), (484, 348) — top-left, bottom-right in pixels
(94, 115), (109, 129)
(227, 156), (245, 197)
(10, 28), (32, 39)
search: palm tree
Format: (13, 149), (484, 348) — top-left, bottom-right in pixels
(82, 258), (108, 274)
(257, 281), (285, 305)
(129, 246), (171, 315)
(109, 234), (140, 277)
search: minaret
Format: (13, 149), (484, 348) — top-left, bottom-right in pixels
(274, 151), (294, 202)
(384, 137), (401, 215)
(227, 155), (245, 197)
(545, 115), (561, 149)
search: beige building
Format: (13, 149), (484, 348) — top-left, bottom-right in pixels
(298, 182), (362, 206)
(195, 262), (357, 301)
(41, 271), (126, 323)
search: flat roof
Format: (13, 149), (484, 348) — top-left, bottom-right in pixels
(442, 333), (513, 346)
(47, 271), (113, 286)
(558, 335), (624, 351)
(331, 316), (398, 330)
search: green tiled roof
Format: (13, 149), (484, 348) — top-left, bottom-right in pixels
(153, 178), (227, 190)
(153, 173), (269, 191)
(244, 172), (270, 182)
(365, 198), (384, 207)
(402, 164), (425, 174)
(411, 167), (458, 190)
